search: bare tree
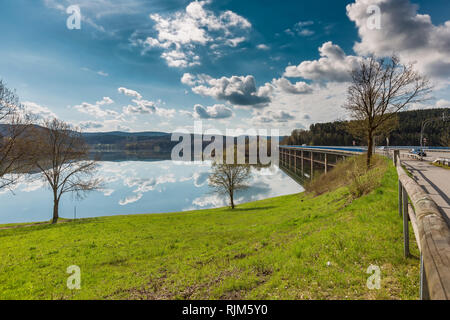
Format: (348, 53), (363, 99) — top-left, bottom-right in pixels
(31, 119), (102, 224)
(208, 162), (251, 209)
(343, 56), (432, 168)
(0, 80), (32, 190)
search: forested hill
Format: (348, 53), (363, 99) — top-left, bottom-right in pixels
(282, 108), (449, 147)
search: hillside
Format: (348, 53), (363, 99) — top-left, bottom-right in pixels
(283, 108), (449, 147)
(0, 159), (420, 299)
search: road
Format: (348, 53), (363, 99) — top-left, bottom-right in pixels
(403, 159), (450, 225)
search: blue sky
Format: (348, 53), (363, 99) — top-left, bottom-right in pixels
(1, 0), (449, 134)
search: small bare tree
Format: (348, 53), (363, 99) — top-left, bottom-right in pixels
(208, 162), (251, 209)
(0, 80), (32, 190)
(31, 119), (102, 223)
(343, 56), (431, 168)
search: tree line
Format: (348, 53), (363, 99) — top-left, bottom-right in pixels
(283, 108), (448, 148)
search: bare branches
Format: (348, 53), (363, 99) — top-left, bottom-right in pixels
(30, 118), (102, 223)
(343, 55), (432, 168)
(0, 81), (34, 190)
(208, 162), (251, 209)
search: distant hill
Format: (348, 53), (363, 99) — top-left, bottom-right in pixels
(81, 131), (170, 145)
(283, 108), (449, 147)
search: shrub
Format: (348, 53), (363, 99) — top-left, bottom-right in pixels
(306, 155), (388, 198)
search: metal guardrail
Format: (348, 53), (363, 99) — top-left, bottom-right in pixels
(433, 158), (450, 166)
(280, 145), (365, 154)
(393, 150), (450, 300)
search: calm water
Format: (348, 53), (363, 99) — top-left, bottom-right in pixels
(0, 159), (302, 224)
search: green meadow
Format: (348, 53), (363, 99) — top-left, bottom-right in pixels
(0, 159), (420, 300)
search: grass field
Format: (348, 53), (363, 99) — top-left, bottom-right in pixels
(0, 159), (420, 300)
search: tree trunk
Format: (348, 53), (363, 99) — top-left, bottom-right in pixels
(52, 193), (59, 224)
(230, 191), (235, 209)
(367, 132), (373, 169)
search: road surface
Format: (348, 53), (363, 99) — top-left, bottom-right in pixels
(403, 159), (450, 225)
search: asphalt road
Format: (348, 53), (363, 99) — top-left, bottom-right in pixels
(403, 159), (450, 225)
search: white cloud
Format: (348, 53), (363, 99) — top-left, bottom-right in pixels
(257, 44), (270, 50)
(133, 0), (251, 68)
(284, 41), (362, 82)
(73, 97), (119, 118)
(184, 74), (273, 108)
(119, 193), (143, 205)
(286, 20), (315, 37)
(21, 101), (57, 120)
(123, 99), (156, 115)
(272, 78), (313, 94)
(253, 110), (295, 123)
(226, 37), (246, 47)
(119, 89), (176, 118)
(181, 73), (197, 86)
(97, 97), (114, 105)
(79, 121), (104, 130)
(97, 71), (109, 77)
(82, 67), (109, 77)
(118, 87), (142, 100)
(347, 0), (450, 81)
(436, 99), (450, 109)
(192, 104), (233, 119)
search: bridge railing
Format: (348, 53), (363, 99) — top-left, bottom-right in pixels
(394, 151), (450, 300)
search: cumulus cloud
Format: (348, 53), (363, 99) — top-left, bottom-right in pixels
(73, 97), (119, 118)
(272, 78), (313, 94)
(284, 41), (362, 82)
(132, 1), (251, 68)
(79, 121), (104, 130)
(253, 110), (295, 124)
(123, 99), (156, 115)
(192, 104), (233, 119)
(120, 89), (176, 118)
(118, 87), (142, 100)
(21, 101), (57, 120)
(347, 0), (450, 80)
(183, 74), (273, 108)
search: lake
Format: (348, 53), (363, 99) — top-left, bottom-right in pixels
(0, 158), (302, 224)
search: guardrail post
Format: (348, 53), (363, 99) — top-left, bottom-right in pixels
(301, 150), (304, 174)
(420, 254), (430, 300)
(294, 150), (297, 173)
(402, 188), (410, 258)
(310, 152), (314, 179)
(398, 181), (403, 218)
(393, 150), (399, 166)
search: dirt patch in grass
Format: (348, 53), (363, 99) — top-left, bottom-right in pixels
(109, 269), (242, 300)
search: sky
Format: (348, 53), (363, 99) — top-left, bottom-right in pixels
(0, 0), (449, 135)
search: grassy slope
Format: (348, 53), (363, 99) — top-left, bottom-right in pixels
(0, 162), (420, 300)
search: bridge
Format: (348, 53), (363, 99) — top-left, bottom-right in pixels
(279, 145), (364, 179)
